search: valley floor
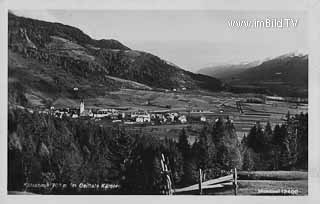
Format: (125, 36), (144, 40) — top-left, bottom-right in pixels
(48, 88), (308, 140)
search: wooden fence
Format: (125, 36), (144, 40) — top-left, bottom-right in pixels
(159, 152), (238, 195)
(174, 168), (238, 195)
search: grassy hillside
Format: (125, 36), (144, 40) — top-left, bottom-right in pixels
(8, 12), (222, 108)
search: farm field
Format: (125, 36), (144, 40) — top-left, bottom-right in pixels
(53, 88), (306, 113)
(83, 89), (307, 139)
(125, 123), (204, 144)
(72, 88), (308, 141)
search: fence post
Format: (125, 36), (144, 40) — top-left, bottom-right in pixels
(160, 153), (173, 195)
(233, 168), (238, 195)
(199, 168), (203, 195)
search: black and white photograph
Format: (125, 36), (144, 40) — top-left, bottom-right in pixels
(2, 0), (319, 200)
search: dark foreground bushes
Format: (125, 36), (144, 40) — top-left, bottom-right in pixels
(241, 112), (308, 171)
(8, 108), (243, 194)
(8, 108), (307, 194)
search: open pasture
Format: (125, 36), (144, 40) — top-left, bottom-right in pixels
(204, 171), (308, 195)
(56, 88), (307, 140)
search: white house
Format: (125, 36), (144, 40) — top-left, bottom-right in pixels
(136, 114), (151, 123)
(200, 116), (207, 122)
(95, 109), (112, 118)
(72, 114), (79, 118)
(132, 110), (151, 123)
(178, 115), (187, 124)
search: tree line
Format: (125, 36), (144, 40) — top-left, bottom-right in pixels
(8, 108), (307, 194)
(242, 112), (308, 171)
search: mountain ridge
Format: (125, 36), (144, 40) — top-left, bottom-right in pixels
(198, 60), (262, 79)
(198, 52), (308, 97)
(8, 12), (223, 107)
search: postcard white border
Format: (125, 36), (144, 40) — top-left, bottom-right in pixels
(1, 0), (319, 204)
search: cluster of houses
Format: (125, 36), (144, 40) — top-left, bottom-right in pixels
(46, 100), (210, 125)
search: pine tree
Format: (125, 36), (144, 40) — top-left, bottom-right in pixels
(285, 113), (299, 169)
(296, 113), (308, 169)
(177, 128), (191, 185)
(242, 148), (254, 171)
(272, 124), (282, 145)
(177, 128), (190, 158)
(212, 118), (242, 171)
(197, 129), (209, 169)
(181, 156), (198, 185)
(264, 122), (273, 144)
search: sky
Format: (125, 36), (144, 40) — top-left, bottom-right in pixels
(12, 10), (308, 71)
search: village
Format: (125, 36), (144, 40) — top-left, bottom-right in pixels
(46, 99), (210, 125)
(31, 91), (308, 140)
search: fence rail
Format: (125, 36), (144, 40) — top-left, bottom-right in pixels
(174, 168), (238, 195)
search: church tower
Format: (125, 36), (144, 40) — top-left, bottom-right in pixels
(80, 99), (85, 115)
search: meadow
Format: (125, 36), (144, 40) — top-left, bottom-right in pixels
(201, 171), (308, 195)
(82, 88), (308, 141)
